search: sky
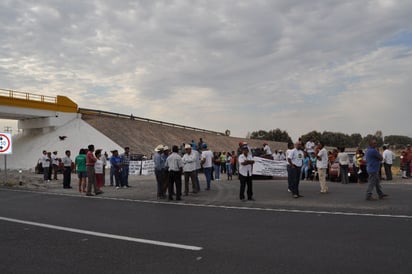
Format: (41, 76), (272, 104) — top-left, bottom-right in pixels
(1, 0), (412, 140)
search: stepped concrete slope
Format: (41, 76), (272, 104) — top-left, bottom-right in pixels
(82, 113), (287, 157)
(0, 115), (123, 170)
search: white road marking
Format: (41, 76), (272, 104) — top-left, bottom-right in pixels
(2, 188), (412, 219)
(0, 216), (203, 251)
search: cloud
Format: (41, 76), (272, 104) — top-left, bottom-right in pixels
(1, 0), (412, 141)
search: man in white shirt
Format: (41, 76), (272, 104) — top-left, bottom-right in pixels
(41, 150), (51, 182)
(61, 150), (73, 189)
(51, 151), (60, 180)
(316, 142), (329, 193)
(238, 145), (255, 201)
(382, 145), (396, 180)
(287, 142), (304, 198)
(182, 144), (198, 195)
(285, 143), (294, 193)
(305, 137), (316, 154)
(193, 148), (202, 193)
(279, 150), (286, 161)
(201, 143), (213, 190)
(263, 143), (272, 156)
(337, 147), (350, 184)
(165, 145), (183, 201)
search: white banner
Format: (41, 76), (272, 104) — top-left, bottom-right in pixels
(252, 157), (288, 177)
(141, 160), (155, 176)
(129, 161), (142, 175)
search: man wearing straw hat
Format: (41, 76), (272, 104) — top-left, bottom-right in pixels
(154, 144), (165, 199)
(182, 144), (198, 195)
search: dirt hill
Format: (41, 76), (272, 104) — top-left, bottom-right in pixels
(81, 113), (287, 156)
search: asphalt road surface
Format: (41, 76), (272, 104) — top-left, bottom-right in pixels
(1, 177), (412, 274)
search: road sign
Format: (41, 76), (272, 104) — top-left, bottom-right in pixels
(0, 133), (12, 154)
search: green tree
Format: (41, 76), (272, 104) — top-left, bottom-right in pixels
(384, 135), (412, 148)
(249, 130), (268, 140)
(350, 133), (362, 147)
(300, 131), (322, 144)
(360, 134), (383, 148)
(250, 128), (292, 143)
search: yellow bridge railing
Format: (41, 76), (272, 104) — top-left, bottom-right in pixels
(0, 88), (78, 113)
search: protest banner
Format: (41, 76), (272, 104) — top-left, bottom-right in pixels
(141, 160), (155, 176)
(129, 161), (142, 175)
(252, 157), (288, 177)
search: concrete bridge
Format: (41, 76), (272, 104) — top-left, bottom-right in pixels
(0, 89), (286, 170)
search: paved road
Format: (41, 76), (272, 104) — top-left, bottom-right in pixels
(1, 175), (412, 273)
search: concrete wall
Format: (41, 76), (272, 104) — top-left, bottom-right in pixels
(18, 112), (78, 130)
(0, 116), (123, 170)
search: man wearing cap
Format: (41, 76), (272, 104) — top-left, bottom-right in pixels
(238, 144), (255, 201)
(154, 145), (165, 198)
(120, 147), (131, 188)
(165, 145), (183, 201)
(182, 144), (198, 195)
(201, 143), (213, 190)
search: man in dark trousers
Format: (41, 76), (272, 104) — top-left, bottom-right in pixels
(61, 150), (73, 189)
(238, 144), (255, 201)
(365, 139), (388, 200)
(165, 145), (183, 201)
(288, 142), (304, 198)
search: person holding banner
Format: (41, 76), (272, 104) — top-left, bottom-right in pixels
(238, 144), (255, 201)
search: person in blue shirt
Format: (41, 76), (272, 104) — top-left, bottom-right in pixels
(110, 150), (122, 189)
(365, 139), (388, 200)
(154, 145), (165, 199)
(300, 151), (311, 180)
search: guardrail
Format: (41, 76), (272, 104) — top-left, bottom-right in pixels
(0, 88), (56, 104)
(0, 88), (78, 113)
(79, 107), (225, 136)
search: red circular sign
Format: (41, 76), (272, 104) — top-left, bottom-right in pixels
(0, 133), (11, 153)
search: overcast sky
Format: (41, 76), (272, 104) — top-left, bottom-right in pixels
(1, 0), (412, 140)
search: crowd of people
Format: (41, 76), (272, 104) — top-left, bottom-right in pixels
(38, 145), (132, 196)
(37, 136), (410, 202)
(153, 140), (254, 201)
(36, 138), (260, 201)
(286, 136), (409, 200)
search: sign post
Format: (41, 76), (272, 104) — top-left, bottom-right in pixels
(0, 133), (13, 183)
